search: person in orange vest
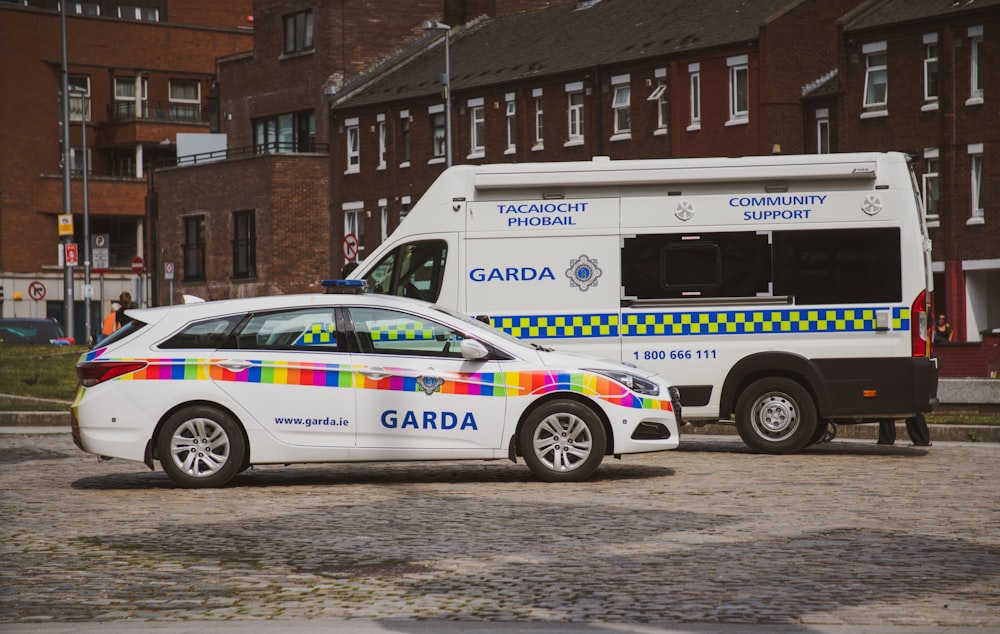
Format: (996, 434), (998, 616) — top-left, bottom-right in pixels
(98, 300), (121, 344)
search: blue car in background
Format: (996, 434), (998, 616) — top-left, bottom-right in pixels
(0, 318), (75, 345)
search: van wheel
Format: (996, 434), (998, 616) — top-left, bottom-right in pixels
(735, 378), (816, 454)
(157, 406), (246, 488)
(520, 400), (606, 482)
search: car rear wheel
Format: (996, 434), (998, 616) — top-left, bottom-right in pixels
(157, 406), (246, 488)
(735, 377), (817, 454)
(520, 399), (606, 482)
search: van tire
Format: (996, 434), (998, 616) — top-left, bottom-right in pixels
(735, 378), (816, 454)
(520, 400), (606, 482)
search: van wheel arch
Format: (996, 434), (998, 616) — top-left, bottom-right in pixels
(719, 352), (827, 420)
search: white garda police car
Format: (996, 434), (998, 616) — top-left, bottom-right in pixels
(72, 281), (681, 487)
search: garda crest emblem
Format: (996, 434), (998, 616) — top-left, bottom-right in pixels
(566, 255), (602, 292)
(416, 375), (445, 395)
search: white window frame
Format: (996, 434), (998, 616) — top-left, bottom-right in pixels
(968, 143), (984, 224)
(611, 80), (631, 138)
(566, 83), (585, 146)
(727, 55), (749, 125)
(118, 5), (159, 21)
(428, 104), (446, 163)
(70, 146), (92, 175)
(114, 76), (147, 118)
(399, 110), (411, 167)
(70, 2), (100, 15)
(922, 148), (940, 226)
(345, 119), (360, 173)
(968, 27), (984, 105)
(862, 42), (888, 116)
(815, 108), (830, 154)
(379, 199), (389, 241)
(687, 63), (701, 131)
(533, 89), (544, 150)
(377, 115), (387, 169)
(67, 75), (90, 122)
(505, 96), (516, 155)
(649, 68), (668, 134)
(469, 98), (485, 158)
(923, 34), (939, 108)
(343, 202), (364, 261)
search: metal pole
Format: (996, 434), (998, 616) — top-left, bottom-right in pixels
(81, 106), (92, 346)
(59, 1), (75, 342)
(444, 28), (452, 168)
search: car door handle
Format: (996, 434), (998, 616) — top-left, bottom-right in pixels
(216, 360), (252, 372)
(359, 367), (390, 381)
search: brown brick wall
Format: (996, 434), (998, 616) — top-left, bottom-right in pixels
(155, 155), (330, 304)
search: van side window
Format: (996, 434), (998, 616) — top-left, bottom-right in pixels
(622, 232), (770, 299)
(362, 240), (448, 302)
(772, 227), (901, 304)
(622, 228), (901, 305)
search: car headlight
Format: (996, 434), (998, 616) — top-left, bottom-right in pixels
(586, 368), (660, 396)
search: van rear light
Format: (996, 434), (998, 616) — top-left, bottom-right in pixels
(76, 361), (147, 387)
(911, 290), (929, 357)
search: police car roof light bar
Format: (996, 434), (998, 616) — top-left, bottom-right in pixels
(321, 279), (367, 294)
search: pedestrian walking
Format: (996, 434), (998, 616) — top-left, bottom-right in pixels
(116, 292), (134, 329)
(97, 300), (121, 344)
(877, 413), (932, 446)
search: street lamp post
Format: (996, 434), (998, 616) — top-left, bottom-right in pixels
(59, 2), (74, 343)
(421, 20), (452, 168)
(68, 85), (92, 345)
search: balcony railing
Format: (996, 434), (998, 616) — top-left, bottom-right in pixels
(109, 100), (208, 123)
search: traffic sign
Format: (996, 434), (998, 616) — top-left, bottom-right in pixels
(164, 261), (175, 280)
(343, 233), (359, 261)
(131, 256), (144, 274)
(58, 214), (74, 237)
(65, 243), (79, 267)
(28, 281), (46, 301)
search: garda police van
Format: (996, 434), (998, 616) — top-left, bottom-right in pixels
(352, 152), (939, 454)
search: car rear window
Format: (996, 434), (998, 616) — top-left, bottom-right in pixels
(159, 315), (244, 349)
(96, 320), (147, 348)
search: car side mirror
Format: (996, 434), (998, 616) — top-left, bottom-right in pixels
(460, 339), (490, 360)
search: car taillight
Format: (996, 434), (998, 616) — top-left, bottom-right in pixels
(911, 290), (929, 357)
(76, 361), (147, 387)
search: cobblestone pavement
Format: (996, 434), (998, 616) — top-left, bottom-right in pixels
(1, 432), (998, 630)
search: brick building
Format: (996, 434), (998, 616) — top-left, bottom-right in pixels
(152, 0), (561, 303)
(327, 0), (861, 266)
(833, 0), (1000, 376)
(0, 0), (252, 340)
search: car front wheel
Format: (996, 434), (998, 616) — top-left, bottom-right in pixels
(157, 406), (246, 488)
(520, 399), (607, 482)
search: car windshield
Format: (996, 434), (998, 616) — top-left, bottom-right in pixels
(0, 320), (64, 344)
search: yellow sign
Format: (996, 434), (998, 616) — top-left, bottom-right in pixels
(58, 214), (74, 236)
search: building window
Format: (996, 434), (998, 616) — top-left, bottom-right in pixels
(379, 200), (389, 241)
(431, 112), (446, 160)
(183, 215), (206, 282)
(922, 150), (939, 224)
(727, 56), (749, 123)
(688, 63), (701, 130)
(534, 93), (544, 149)
(567, 90), (584, 144)
(505, 99), (516, 154)
(253, 111), (315, 153)
(400, 196), (412, 221)
(816, 110), (830, 154)
(118, 5), (159, 21)
(344, 204), (365, 262)
(345, 120), (360, 172)
(648, 79), (668, 132)
(924, 38), (939, 104)
(283, 10), (314, 55)
(232, 210), (256, 279)
(71, 3), (100, 15)
(67, 75), (90, 122)
(70, 146), (92, 176)
(969, 144), (984, 223)
(612, 84), (631, 135)
(169, 79), (200, 122)
(862, 43), (888, 112)
(114, 76), (147, 119)
(470, 104), (485, 156)
(400, 112), (411, 165)
(377, 117), (387, 169)
(969, 27), (984, 104)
